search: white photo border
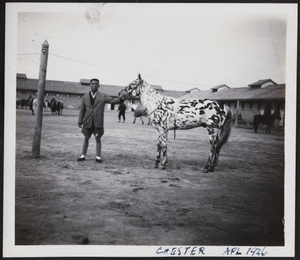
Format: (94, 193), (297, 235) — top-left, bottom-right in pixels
(3, 2), (297, 257)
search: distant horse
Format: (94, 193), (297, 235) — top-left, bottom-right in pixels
(31, 99), (47, 115)
(16, 99), (27, 109)
(119, 74), (232, 172)
(27, 96), (34, 110)
(49, 98), (64, 115)
(31, 99), (38, 115)
(44, 100), (50, 111)
(132, 103), (151, 125)
(253, 113), (281, 134)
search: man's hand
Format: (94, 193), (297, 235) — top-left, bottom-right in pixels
(78, 123), (83, 128)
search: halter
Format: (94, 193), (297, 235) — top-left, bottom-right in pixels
(124, 80), (143, 98)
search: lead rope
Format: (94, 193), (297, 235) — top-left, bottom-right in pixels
(174, 119), (176, 139)
(147, 95), (165, 116)
(173, 102), (178, 139)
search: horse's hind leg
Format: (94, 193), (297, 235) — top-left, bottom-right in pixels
(204, 128), (217, 172)
(205, 142), (218, 172)
(155, 142), (161, 168)
(254, 123), (258, 133)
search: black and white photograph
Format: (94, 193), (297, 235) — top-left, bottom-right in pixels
(3, 2), (297, 257)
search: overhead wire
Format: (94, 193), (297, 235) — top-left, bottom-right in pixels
(17, 51), (215, 88)
(17, 52), (40, 56)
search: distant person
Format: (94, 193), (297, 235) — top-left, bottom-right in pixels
(118, 100), (126, 123)
(77, 78), (123, 162)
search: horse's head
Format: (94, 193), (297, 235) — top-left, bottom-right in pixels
(118, 74), (145, 99)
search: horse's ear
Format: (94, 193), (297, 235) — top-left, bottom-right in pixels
(138, 74), (141, 81)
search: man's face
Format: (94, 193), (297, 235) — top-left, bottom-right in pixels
(90, 80), (100, 93)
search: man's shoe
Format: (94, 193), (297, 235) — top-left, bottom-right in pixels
(77, 156), (85, 161)
(96, 156), (102, 163)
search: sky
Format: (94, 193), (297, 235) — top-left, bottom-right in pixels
(14, 3), (290, 91)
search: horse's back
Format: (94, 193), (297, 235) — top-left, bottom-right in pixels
(174, 99), (228, 129)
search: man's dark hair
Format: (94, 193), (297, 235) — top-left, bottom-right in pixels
(90, 78), (100, 84)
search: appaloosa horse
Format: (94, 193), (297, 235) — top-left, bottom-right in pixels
(119, 74), (232, 172)
(253, 113), (281, 134)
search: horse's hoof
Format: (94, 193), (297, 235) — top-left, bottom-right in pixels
(161, 166), (166, 170)
(154, 165), (158, 169)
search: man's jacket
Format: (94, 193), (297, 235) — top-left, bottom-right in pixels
(78, 91), (119, 128)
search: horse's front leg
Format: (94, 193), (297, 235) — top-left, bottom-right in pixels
(160, 130), (168, 169)
(155, 128), (168, 169)
(155, 137), (161, 168)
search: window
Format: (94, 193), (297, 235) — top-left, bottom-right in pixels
(228, 102), (231, 108)
(241, 102), (245, 109)
(56, 93), (60, 97)
(249, 102), (252, 109)
(257, 102), (261, 110)
(66, 94), (71, 98)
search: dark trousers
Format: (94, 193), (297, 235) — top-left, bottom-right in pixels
(118, 111), (126, 121)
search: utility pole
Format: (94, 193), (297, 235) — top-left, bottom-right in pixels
(32, 40), (49, 157)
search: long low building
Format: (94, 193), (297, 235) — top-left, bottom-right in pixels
(179, 79), (285, 127)
(16, 74), (285, 128)
(16, 73), (185, 110)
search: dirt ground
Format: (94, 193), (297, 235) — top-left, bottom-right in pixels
(15, 108), (284, 246)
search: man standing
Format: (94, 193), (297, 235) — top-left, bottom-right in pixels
(118, 100), (126, 123)
(77, 78), (122, 162)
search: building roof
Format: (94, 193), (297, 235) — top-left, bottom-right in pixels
(17, 75), (285, 101)
(211, 84), (230, 90)
(178, 84), (285, 101)
(152, 85), (163, 91)
(185, 87), (201, 93)
(248, 79), (277, 87)
(17, 73), (27, 79)
(16, 78), (123, 96)
(163, 89), (186, 98)
(16, 77), (173, 97)
(80, 79), (90, 85)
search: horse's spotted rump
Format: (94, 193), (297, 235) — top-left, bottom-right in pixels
(119, 75), (232, 172)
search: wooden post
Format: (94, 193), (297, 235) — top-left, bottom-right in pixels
(235, 100), (239, 127)
(32, 40), (49, 157)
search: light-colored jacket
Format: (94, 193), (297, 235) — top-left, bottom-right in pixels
(78, 91), (120, 128)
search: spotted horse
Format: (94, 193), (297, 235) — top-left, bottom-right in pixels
(119, 74), (232, 172)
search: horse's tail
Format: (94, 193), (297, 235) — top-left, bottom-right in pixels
(216, 106), (232, 151)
